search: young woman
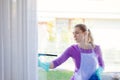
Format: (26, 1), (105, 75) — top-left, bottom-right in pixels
(38, 24), (104, 80)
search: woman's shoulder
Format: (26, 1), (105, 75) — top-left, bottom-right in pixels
(94, 44), (102, 54)
(94, 44), (101, 50)
(68, 44), (80, 56)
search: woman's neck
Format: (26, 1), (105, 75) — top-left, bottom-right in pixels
(77, 42), (92, 49)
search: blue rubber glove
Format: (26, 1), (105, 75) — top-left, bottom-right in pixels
(89, 67), (103, 80)
(96, 67), (103, 75)
(38, 59), (50, 72)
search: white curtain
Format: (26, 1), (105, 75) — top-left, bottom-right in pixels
(0, 0), (38, 80)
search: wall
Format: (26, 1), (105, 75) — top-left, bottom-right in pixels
(0, 0), (38, 80)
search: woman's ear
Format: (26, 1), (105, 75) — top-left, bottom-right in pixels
(84, 31), (88, 35)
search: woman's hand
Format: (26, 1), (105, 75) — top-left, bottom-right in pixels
(89, 67), (103, 80)
(96, 67), (103, 75)
(38, 59), (50, 71)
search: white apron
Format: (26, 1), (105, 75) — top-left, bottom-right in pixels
(74, 49), (99, 80)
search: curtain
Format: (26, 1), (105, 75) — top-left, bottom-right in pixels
(0, 0), (38, 80)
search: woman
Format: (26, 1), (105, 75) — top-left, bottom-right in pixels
(38, 24), (104, 80)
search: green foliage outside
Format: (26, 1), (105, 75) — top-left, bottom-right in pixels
(38, 69), (73, 80)
(47, 70), (73, 80)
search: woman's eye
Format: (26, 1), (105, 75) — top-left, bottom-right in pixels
(76, 32), (79, 34)
(73, 31), (80, 34)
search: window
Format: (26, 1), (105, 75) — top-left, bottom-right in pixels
(38, 18), (120, 72)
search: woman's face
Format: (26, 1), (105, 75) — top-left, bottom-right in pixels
(73, 27), (85, 43)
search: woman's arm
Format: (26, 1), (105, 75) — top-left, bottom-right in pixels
(96, 46), (105, 69)
(38, 46), (72, 71)
(52, 46), (72, 68)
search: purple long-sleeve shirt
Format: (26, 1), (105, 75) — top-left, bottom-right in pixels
(52, 44), (104, 79)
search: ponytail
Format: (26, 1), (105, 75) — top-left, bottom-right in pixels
(88, 29), (95, 48)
